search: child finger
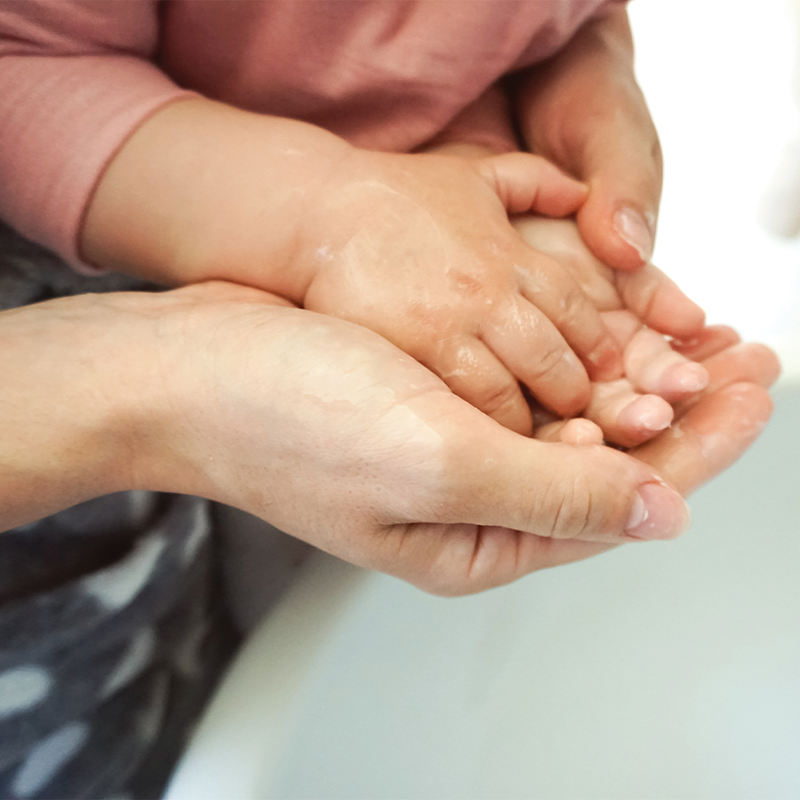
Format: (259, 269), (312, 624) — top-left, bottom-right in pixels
(512, 215), (620, 309)
(623, 324), (709, 402)
(480, 296), (591, 419)
(433, 336), (534, 435)
(582, 378), (673, 448)
(515, 246), (623, 381)
(476, 152), (589, 217)
(534, 417), (604, 445)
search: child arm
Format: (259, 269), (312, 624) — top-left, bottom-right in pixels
(0, 4), (623, 434)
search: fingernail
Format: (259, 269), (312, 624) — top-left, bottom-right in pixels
(624, 482), (691, 540)
(675, 363), (709, 393)
(659, 362), (709, 397)
(622, 395), (672, 433)
(613, 207), (654, 263)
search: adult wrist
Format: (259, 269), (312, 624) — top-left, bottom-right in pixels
(0, 292), (174, 528)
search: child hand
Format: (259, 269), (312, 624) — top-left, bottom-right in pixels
(82, 100), (623, 437)
(299, 148), (624, 434)
(533, 309), (708, 447)
(514, 215), (709, 447)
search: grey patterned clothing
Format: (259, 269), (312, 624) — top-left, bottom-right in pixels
(0, 221), (239, 799)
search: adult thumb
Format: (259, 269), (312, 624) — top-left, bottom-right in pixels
(574, 120), (663, 272)
(440, 422), (690, 545)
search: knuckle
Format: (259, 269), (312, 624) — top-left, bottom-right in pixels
(526, 341), (571, 384)
(473, 377), (522, 417)
(555, 285), (588, 325)
(543, 473), (594, 540)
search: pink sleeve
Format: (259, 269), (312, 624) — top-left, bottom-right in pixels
(0, 1), (195, 272)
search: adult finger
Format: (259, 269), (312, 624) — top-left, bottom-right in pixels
(616, 263), (706, 340)
(574, 119), (662, 272)
(633, 383), (774, 496)
(518, 7), (662, 271)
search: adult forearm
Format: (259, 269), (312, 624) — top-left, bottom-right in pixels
(0, 292), (167, 529)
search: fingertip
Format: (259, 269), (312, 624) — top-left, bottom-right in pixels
(660, 361), (710, 399)
(561, 418), (604, 445)
(576, 202), (651, 272)
(535, 418), (604, 445)
(623, 481), (692, 541)
(613, 207), (655, 265)
(618, 394), (673, 437)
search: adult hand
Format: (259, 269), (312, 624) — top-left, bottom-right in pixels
(632, 329), (779, 495)
(2, 282), (773, 597)
(131, 282), (689, 596)
(142, 284), (775, 595)
(515, 5), (662, 272)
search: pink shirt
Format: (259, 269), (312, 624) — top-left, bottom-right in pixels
(0, 0), (618, 267)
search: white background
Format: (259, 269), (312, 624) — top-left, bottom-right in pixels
(630, 0), (800, 376)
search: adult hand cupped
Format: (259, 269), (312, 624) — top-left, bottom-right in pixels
(140, 282), (776, 596)
(516, 5), (662, 271)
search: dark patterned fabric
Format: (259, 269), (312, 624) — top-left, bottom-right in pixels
(0, 223), (238, 799)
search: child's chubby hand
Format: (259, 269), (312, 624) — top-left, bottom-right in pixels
(81, 101), (620, 436)
(296, 148), (625, 435)
(513, 215), (709, 448)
